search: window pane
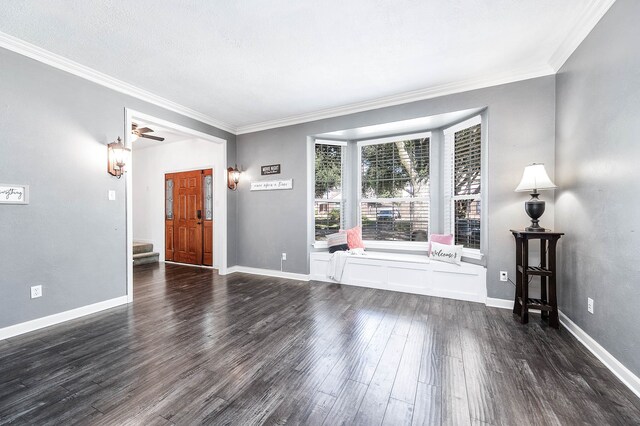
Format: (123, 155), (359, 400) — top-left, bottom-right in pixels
(361, 138), (430, 199)
(315, 144), (343, 199)
(360, 137), (430, 241)
(314, 143), (343, 241)
(454, 124), (481, 196)
(165, 179), (173, 219)
(204, 175), (213, 220)
(361, 201), (429, 241)
(315, 201), (342, 240)
(454, 199), (481, 249)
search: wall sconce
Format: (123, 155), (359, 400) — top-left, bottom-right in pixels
(107, 137), (131, 179)
(227, 164), (241, 190)
(515, 163), (557, 231)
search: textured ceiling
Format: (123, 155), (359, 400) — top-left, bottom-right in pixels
(0, 1), (609, 130)
(131, 121), (192, 151)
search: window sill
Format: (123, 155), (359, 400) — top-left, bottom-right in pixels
(313, 241), (483, 260)
(461, 248), (483, 260)
(362, 240), (429, 252)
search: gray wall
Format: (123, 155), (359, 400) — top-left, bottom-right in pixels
(0, 48), (236, 328)
(555, 0), (640, 376)
(237, 76), (557, 299)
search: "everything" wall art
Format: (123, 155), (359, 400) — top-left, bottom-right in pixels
(0, 184), (29, 204)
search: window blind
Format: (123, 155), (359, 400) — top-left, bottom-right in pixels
(444, 116), (482, 250)
(360, 136), (430, 241)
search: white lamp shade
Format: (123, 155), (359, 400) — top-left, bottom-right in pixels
(515, 163), (557, 192)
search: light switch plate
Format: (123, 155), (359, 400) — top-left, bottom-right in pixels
(108, 190), (116, 201)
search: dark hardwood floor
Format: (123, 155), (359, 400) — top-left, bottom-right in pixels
(1, 263), (639, 425)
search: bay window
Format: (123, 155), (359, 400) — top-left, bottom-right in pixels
(311, 113), (484, 257)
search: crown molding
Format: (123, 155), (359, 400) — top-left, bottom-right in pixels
(0, 31), (237, 134)
(2, 0), (615, 139)
(235, 65), (555, 134)
(548, 0), (617, 72)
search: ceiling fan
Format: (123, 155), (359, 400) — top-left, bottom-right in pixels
(131, 123), (165, 141)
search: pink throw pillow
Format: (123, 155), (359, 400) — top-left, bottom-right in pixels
(340, 226), (365, 250)
(429, 233), (454, 254)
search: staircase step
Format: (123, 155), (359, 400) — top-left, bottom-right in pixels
(133, 252), (159, 266)
(133, 242), (154, 255)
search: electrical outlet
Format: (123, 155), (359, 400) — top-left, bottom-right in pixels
(108, 190), (116, 201)
(588, 297), (594, 314)
(500, 271), (508, 282)
(31, 285), (42, 299)
(281, 253), (287, 261)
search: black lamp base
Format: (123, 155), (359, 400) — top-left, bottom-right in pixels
(524, 192), (546, 232)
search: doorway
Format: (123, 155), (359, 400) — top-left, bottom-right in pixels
(165, 168), (214, 266)
(125, 108), (228, 303)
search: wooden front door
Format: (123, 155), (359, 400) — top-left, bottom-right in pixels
(165, 169), (213, 266)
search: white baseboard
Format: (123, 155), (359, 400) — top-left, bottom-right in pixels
(485, 297), (640, 399)
(559, 311), (640, 399)
(485, 297), (514, 309)
(227, 266), (310, 282)
(0, 296), (129, 340)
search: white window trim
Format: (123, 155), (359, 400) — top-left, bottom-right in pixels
(443, 116), (482, 136)
(315, 139), (348, 146)
(443, 115), (485, 257)
(356, 131), (432, 147)
(312, 139), (347, 242)
(461, 247), (483, 260)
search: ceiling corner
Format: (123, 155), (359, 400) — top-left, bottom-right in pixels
(547, 0), (617, 72)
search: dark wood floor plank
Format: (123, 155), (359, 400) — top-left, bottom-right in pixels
(322, 379), (369, 425)
(382, 397), (414, 426)
(349, 311), (398, 384)
(412, 382), (442, 426)
(353, 333), (407, 425)
(441, 355), (471, 426)
(391, 319), (426, 404)
(0, 263), (638, 425)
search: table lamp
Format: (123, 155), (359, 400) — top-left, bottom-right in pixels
(515, 163), (557, 232)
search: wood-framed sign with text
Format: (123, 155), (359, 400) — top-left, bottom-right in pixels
(0, 184), (29, 204)
(261, 164), (281, 175)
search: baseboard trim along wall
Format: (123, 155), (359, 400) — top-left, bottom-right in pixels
(226, 266), (310, 282)
(485, 297), (515, 310)
(487, 298), (640, 399)
(558, 311), (640, 399)
(0, 296), (129, 340)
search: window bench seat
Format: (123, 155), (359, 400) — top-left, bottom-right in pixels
(310, 251), (487, 303)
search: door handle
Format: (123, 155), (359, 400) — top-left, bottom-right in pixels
(197, 210), (202, 219)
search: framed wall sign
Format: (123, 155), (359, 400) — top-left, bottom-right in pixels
(261, 164), (281, 175)
(250, 179), (293, 191)
(0, 184), (29, 204)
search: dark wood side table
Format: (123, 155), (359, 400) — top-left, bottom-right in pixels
(510, 230), (564, 328)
